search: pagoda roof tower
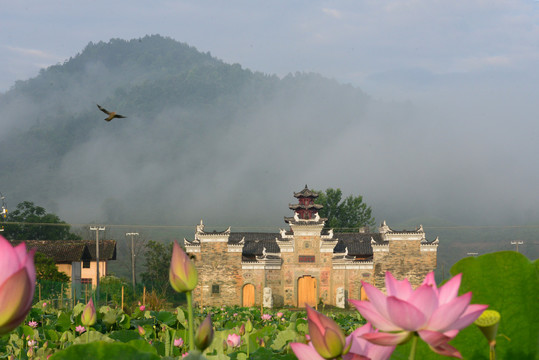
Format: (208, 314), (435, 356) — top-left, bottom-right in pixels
(286, 185), (325, 222)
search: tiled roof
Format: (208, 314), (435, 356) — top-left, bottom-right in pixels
(228, 231), (384, 258)
(84, 240), (117, 261)
(289, 204), (323, 210)
(333, 233), (385, 256)
(293, 185), (319, 198)
(189, 226), (434, 260)
(10, 240), (116, 263)
(229, 232), (281, 256)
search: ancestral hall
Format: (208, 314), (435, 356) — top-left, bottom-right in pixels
(185, 186), (438, 308)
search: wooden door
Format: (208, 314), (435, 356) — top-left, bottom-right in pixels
(242, 284), (255, 307)
(298, 276), (317, 307)
(360, 285), (368, 301)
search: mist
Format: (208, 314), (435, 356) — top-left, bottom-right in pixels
(0, 39), (537, 252)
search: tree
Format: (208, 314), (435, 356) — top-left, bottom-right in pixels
(315, 188), (376, 232)
(34, 252), (70, 301)
(4, 201), (81, 240)
(140, 240), (174, 296)
(35, 252), (70, 282)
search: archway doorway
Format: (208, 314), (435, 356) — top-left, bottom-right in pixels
(242, 284), (255, 307)
(360, 285), (368, 301)
(297, 276), (317, 307)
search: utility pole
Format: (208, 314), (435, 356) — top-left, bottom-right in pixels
(0, 192), (6, 232)
(511, 241), (524, 253)
(126, 232), (139, 293)
(90, 226), (105, 303)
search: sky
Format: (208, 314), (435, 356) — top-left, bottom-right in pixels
(2, 0), (539, 98)
(1, 0), (539, 240)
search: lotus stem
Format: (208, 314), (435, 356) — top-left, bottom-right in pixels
(490, 344), (496, 360)
(409, 334), (418, 360)
(186, 290), (195, 351)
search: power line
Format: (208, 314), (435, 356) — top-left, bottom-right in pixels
(2, 221), (539, 232)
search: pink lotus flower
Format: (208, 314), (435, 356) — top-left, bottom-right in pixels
(169, 241), (198, 293)
(75, 325), (86, 334)
(0, 236), (36, 335)
(343, 323), (395, 360)
(226, 333), (241, 348)
(174, 337), (184, 347)
(28, 321), (38, 328)
(349, 272), (488, 358)
(139, 305), (146, 311)
(291, 322), (393, 360)
(81, 299), (97, 327)
(261, 314), (272, 321)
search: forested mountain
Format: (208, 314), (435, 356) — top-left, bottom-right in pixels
(0, 35), (371, 226)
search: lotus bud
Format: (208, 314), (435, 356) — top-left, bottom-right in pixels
(60, 331), (69, 342)
(239, 324), (245, 336)
(245, 319), (253, 333)
(306, 305), (350, 359)
(137, 325), (146, 337)
(0, 237), (36, 335)
(475, 309), (501, 346)
(81, 299), (96, 327)
(194, 314), (214, 351)
(169, 241), (198, 293)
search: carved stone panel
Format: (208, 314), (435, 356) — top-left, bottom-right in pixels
(336, 287), (346, 309)
(263, 287), (273, 308)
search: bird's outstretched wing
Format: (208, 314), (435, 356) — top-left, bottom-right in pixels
(97, 104), (111, 115)
(115, 114), (127, 118)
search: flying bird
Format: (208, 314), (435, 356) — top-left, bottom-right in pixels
(97, 104), (127, 121)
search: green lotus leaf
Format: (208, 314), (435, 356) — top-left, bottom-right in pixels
(49, 341), (160, 360)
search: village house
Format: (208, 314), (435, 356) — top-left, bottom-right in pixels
(185, 186), (438, 308)
(12, 239), (117, 296)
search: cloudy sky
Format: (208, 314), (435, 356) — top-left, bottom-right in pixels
(1, 1), (539, 235)
(2, 0), (539, 98)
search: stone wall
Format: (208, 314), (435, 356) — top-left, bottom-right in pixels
(194, 241), (243, 307)
(188, 222), (437, 308)
(373, 239), (436, 290)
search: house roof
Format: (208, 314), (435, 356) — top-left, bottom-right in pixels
(10, 240), (117, 263)
(227, 231), (382, 258)
(289, 203), (324, 210)
(190, 222), (436, 260)
(293, 185), (319, 198)
(83, 240), (117, 261)
(229, 232), (281, 255)
(333, 233), (385, 256)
